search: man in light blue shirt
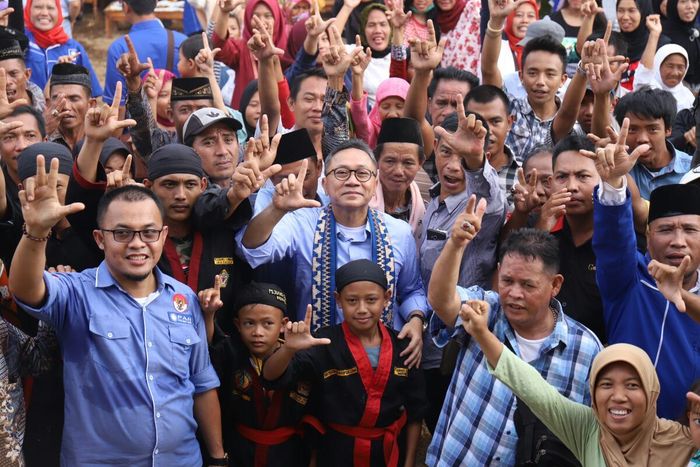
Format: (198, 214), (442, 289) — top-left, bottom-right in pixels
(10, 177), (226, 466)
(239, 139), (428, 367)
(613, 86), (692, 199)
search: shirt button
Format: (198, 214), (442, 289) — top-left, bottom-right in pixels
(107, 332), (113, 338)
(148, 342), (153, 348)
(506, 430), (511, 435)
(185, 338), (191, 344)
(156, 412), (161, 418)
(154, 449), (159, 455)
(149, 375), (154, 381)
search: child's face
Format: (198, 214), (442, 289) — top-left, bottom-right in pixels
(336, 281), (391, 334)
(228, 14), (241, 39)
(177, 50), (196, 79)
(157, 80), (172, 121)
(689, 409), (700, 447)
(234, 304), (285, 358)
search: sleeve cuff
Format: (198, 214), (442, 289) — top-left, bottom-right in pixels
(72, 163), (106, 191)
(597, 178), (628, 206)
(191, 364), (220, 393)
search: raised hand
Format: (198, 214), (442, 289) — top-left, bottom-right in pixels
(272, 158), (322, 212)
(343, 0), (362, 10)
(580, 0), (604, 17)
(534, 188), (570, 231)
(646, 14), (663, 35)
(433, 96), (486, 159)
(305, 0), (335, 38)
(587, 125), (619, 148)
(0, 68), (27, 119)
(283, 305), (332, 352)
(350, 35), (372, 75)
(459, 300), (490, 337)
(0, 120), (24, 139)
(0, 7), (14, 27)
(218, 0), (241, 14)
(143, 58), (165, 101)
(84, 82), (137, 141)
(450, 195), (488, 248)
(231, 115), (283, 201)
(582, 33), (628, 95)
(198, 274), (224, 320)
(685, 126), (697, 148)
(489, 0), (529, 25)
(320, 25), (361, 77)
(648, 256), (690, 312)
(248, 15), (285, 60)
(408, 20), (446, 72)
(117, 35), (150, 92)
(57, 51), (80, 64)
(20, 156), (85, 236)
(47, 264), (75, 273)
(513, 167), (542, 214)
(195, 32), (222, 76)
(386, 0), (411, 30)
(105, 154), (134, 191)
(580, 117), (649, 187)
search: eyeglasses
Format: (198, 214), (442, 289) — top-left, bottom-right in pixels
(101, 229), (164, 243)
(327, 167), (376, 182)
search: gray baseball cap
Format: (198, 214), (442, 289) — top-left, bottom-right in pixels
(518, 16), (566, 46)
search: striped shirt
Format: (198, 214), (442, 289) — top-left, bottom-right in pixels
(426, 286), (602, 466)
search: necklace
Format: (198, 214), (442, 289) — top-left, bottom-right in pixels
(550, 305), (558, 330)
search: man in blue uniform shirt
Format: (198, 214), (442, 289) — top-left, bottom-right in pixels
(591, 118), (700, 419)
(9, 167), (226, 466)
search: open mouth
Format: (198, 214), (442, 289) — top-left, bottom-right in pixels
(609, 408), (631, 419)
(126, 254), (148, 266)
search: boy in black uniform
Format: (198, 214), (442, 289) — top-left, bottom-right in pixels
(205, 282), (316, 467)
(263, 260), (427, 467)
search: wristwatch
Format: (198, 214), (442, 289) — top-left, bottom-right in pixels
(208, 453), (229, 466)
(409, 312), (428, 332)
(576, 60), (587, 76)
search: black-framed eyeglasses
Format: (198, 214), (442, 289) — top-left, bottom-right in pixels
(101, 228), (164, 243)
(327, 167), (376, 182)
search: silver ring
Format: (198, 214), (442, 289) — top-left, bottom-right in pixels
(461, 221), (473, 231)
(51, 109), (59, 118)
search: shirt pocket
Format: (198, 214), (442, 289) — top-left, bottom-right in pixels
(88, 316), (135, 373)
(168, 325), (201, 379)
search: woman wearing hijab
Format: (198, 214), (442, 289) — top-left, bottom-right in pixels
(617, 0), (656, 89)
(502, 0), (538, 71)
(238, 80), (260, 139)
(635, 15), (694, 111)
(435, 0), (481, 73)
(351, 76), (410, 147)
(143, 68), (176, 131)
(661, 0), (700, 90)
(24, 0), (102, 97)
(357, 3), (393, 107)
(459, 298), (699, 467)
(213, 0), (291, 108)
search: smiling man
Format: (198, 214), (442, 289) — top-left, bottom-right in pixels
(613, 86), (692, 199)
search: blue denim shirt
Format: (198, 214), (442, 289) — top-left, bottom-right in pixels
(629, 141), (692, 199)
(15, 262), (219, 466)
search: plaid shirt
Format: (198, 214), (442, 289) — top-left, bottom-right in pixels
(426, 286), (602, 467)
(506, 97), (556, 163)
(496, 146), (520, 213)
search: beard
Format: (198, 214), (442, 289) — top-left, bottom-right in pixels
(122, 271), (152, 282)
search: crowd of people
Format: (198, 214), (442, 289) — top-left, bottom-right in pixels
(1, 0), (700, 464)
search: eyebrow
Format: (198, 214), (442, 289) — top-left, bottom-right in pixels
(111, 223), (159, 229)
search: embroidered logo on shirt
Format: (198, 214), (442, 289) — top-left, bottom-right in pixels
(393, 367), (408, 377)
(323, 367), (358, 379)
(214, 257), (234, 265)
(173, 293), (188, 312)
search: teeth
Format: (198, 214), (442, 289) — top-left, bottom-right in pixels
(610, 409), (629, 416)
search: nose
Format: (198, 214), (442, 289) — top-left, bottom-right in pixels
(535, 73), (546, 86)
(127, 232), (147, 248)
(252, 324), (264, 336)
(15, 135), (30, 152)
(636, 130), (650, 144)
(174, 184), (187, 200)
(507, 283), (525, 300)
(566, 175), (579, 193)
(611, 385), (628, 402)
(670, 229), (688, 248)
(215, 136), (227, 155)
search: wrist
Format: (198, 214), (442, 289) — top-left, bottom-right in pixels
(329, 75), (344, 90)
(605, 176), (625, 189)
(23, 224), (52, 241)
(488, 17), (505, 29)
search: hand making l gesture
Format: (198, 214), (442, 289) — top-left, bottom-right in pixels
(117, 35), (151, 93)
(84, 82), (137, 142)
(283, 305), (332, 352)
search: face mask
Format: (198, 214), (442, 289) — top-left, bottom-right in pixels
(411, 3), (435, 13)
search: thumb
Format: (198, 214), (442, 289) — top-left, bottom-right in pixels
(261, 164), (282, 179)
(628, 143), (650, 164)
(476, 198), (488, 219)
(61, 202), (85, 216)
(313, 337), (332, 346)
(679, 255), (692, 277)
(674, 294), (687, 313)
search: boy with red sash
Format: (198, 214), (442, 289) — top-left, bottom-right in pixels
(263, 259), (427, 467)
(207, 281), (317, 467)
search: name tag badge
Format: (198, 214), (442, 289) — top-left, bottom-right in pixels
(169, 312), (193, 325)
(214, 257), (234, 265)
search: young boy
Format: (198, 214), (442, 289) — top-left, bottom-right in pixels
(263, 259), (427, 467)
(206, 281), (314, 467)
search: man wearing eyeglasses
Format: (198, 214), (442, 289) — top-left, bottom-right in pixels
(9, 163), (228, 466)
(239, 138), (428, 368)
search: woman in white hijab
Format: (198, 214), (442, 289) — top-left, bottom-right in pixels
(634, 14), (694, 111)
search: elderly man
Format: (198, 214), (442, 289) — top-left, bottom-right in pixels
(238, 138), (428, 367)
(45, 63), (91, 152)
(10, 174), (226, 466)
(591, 116), (700, 419)
(427, 221), (601, 464)
(0, 35), (45, 113)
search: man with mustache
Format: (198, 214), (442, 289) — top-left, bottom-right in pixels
(45, 63), (90, 152)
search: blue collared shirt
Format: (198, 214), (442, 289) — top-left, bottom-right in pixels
(426, 286), (601, 466)
(237, 207), (428, 327)
(629, 142), (692, 199)
(103, 20), (186, 105)
(15, 262), (219, 466)
(25, 31), (103, 97)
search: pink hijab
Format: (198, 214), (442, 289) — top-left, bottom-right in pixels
(368, 77), (410, 132)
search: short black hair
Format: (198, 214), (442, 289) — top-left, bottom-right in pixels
(180, 34), (203, 60)
(8, 105), (45, 138)
(613, 86), (677, 129)
(97, 185), (165, 228)
(521, 36), (567, 73)
(290, 68), (327, 101)
(552, 134), (594, 169)
(499, 228), (560, 274)
(325, 138), (376, 169)
(428, 67), (479, 98)
(124, 0), (157, 15)
(522, 144), (553, 170)
(464, 84), (510, 112)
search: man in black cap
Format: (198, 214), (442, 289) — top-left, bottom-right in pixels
(0, 33), (45, 113)
(206, 281), (316, 467)
(45, 63), (91, 152)
(591, 128), (700, 419)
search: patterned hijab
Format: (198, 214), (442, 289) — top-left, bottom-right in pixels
(590, 344), (695, 467)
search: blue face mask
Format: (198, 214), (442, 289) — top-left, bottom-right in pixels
(410, 3), (435, 13)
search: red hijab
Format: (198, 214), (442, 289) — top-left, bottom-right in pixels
(244, 0), (292, 66)
(436, 0), (466, 34)
(504, 0), (539, 70)
(24, 0), (69, 50)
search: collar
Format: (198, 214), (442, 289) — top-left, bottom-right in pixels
(335, 218), (372, 242)
(496, 146), (521, 174)
(498, 299), (568, 355)
(129, 19), (164, 32)
(640, 141), (689, 176)
(514, 95), (561, 123)
(94, 260), (175, 292)
(430, 169), (471, 210)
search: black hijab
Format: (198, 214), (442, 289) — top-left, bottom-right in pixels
(618, 0), (653, 62)
(662, 0), (700, 84)
(238, 80), (259, 139)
